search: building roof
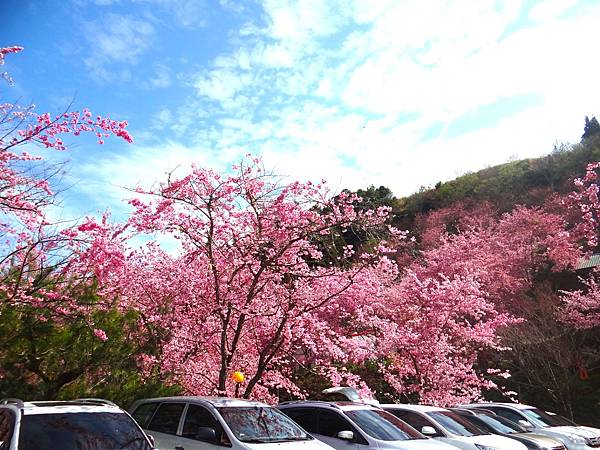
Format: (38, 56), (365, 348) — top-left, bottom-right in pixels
(575, 254), (600, 270)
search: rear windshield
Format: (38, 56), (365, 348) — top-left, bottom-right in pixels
(345, 409), (426, 441)
(18, 412), (152, 450)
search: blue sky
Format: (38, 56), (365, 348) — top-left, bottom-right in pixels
(1, 0), (600, 220)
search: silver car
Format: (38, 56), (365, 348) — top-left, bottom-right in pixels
(381, 404), (528, 450)
(279, 400), (457, 450)
(130, 396), (335, 450)
(459, 403), (600, 450)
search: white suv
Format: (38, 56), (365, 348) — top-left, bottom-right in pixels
(278, 400), (457, 450)
(381, 404), (528, 450)
(0, 398), (156, 450)
(460, 403), (600, 450)
(129, 396), (334, 450)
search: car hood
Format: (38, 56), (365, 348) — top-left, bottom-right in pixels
(467, 434), (528, 450)
(519, 433), (566, 448)
(578, 427), (600, 437)
(377, 439), (457, 450)
(550, 427), (600, 439)
(244, 439), (335, 450)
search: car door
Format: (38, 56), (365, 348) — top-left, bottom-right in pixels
(145, 402), (186, 450)
(388, 410), (445, 439)
(176, 404), (230, 450)
(315, 410), (363, 450)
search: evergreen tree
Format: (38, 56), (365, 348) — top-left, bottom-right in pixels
(582, 115), (600, 142)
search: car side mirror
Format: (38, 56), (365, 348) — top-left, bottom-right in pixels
(421, 426), (437, 436)
(146, 434), (155, 446)
(195, 426), (217, 442)
(337, 430), (354, 441)
(518, 420), (533, 430)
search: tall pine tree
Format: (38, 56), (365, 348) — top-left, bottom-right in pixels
(582, 115), (600, 142)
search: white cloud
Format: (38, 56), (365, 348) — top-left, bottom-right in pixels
(135, 0), (208, 28)
(69, 141), (215, 216)
(148, 63), (172, 88)
(85, 13), (155, 64)
(75, 0), (600, 218)
(82, 13), (155, 81)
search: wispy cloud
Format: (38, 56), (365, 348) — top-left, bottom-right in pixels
(83, 13), (155, 82)
(163, 0), (600, 196)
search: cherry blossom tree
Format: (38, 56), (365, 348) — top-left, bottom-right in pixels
(0, 46), (133, 316)
(415, 204), (580, 316)
(560, 162), (600, 329)
(72, 157), (535, 405)
(76, 159), (396, 400)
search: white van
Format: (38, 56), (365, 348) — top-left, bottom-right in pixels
(130, 396), (335, 450)
(381, 404), (528, 450)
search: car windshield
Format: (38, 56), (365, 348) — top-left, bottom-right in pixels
(476, 414), (526, 434)
(18, 412), (152, 450)
(427, 411), (488, 437)
(547, 414), (577, 426)
(217, 406), (312, 443)
(520, 408), (560, 428)
(345, 409), (426, 441)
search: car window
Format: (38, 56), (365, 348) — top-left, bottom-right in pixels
(476, 414), (525, 434)
(386, 410), (444, 437)
(182, 404), (230, 445)
(131, 402), (159, 429)
(490, 408), (528, 426)
(18, 412), (152, 450)
(217, 406), (311, 443)
(460, 415), (498, 434)
(319, 410), (355, 437)
(427, 411), (487, 437)
(147, 402), (185, 435)
(345, 409), (426, 441)
(281, 408), (318, 433)
(0, 409), (15, 448)
(520, 409), (557, 428)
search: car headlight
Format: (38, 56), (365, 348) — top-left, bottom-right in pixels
(475, 444), (500, 450)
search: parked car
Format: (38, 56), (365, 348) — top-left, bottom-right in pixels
(0, 397), (156, 450)
(278, 400), (459, 450)
(459, 403), (600, 450)
(545, 412), (600, 438)
(451, 408), (565, 450)
(380, 404), (528, 450)
(130, 396), (334, 450)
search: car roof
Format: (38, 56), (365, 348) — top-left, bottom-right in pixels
(381, 404), (447, 413)
(133, 396), (268, 408)
(1, 398), (126, 416)
(461, 402), (534, 410)
(278, 400), (380, 411)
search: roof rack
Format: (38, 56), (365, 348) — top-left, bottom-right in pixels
(74, 398), (119, 407)
(0, 398), (24, 408)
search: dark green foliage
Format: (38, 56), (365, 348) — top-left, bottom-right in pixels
(395, 136), (600, 230)
(312, 185), (401, 267)
(0, 302), (180, 408)
(582, 116), (600, 142)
